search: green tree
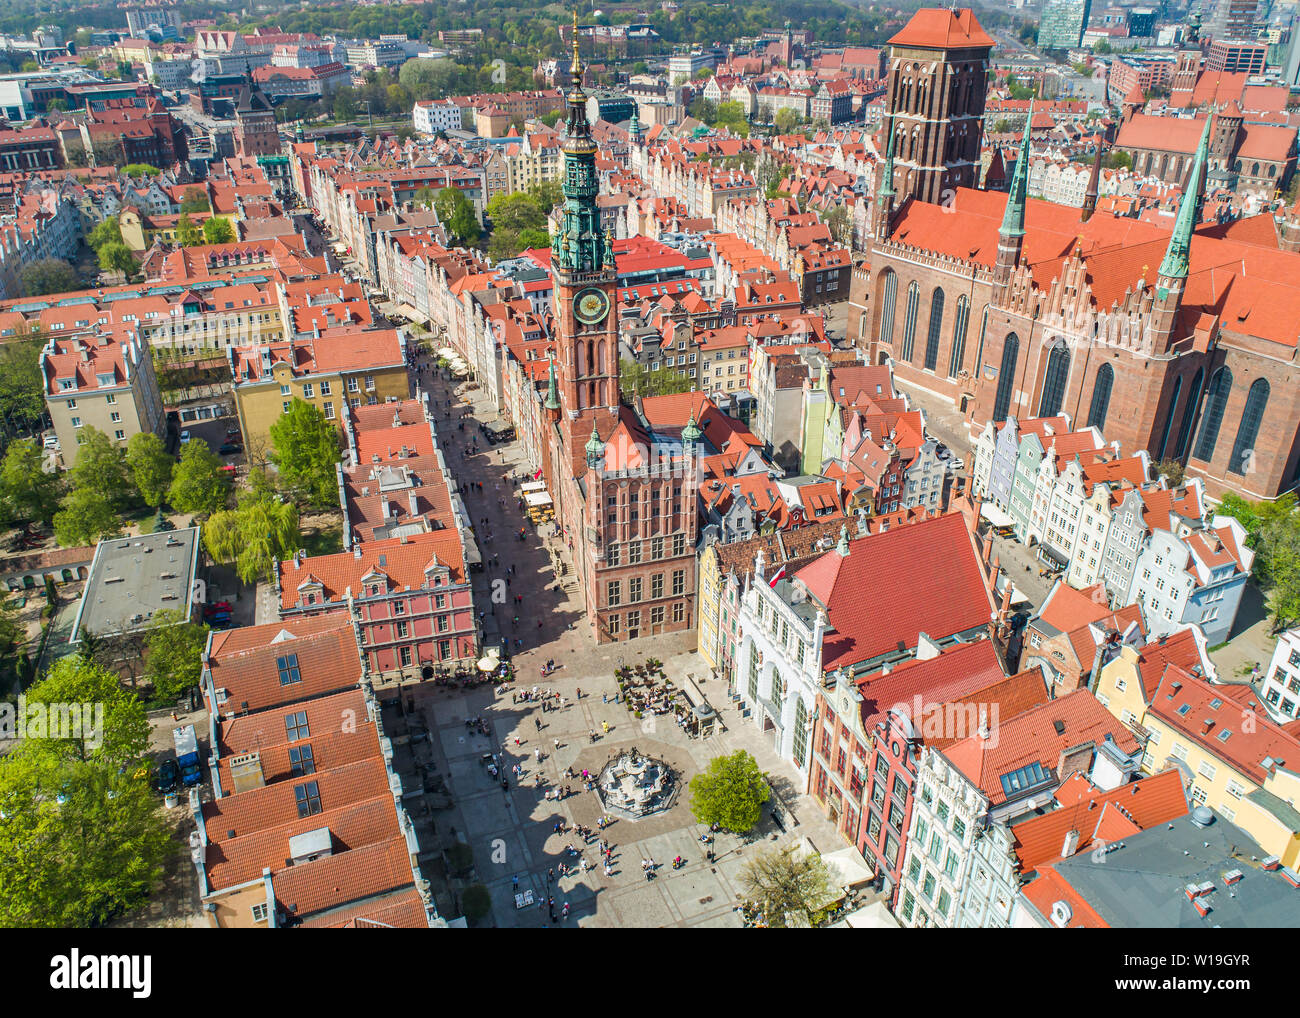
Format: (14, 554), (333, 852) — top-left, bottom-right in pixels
(70, 427), (132, 509)
(121, 163), (160, 177)
(25, 654), (151, 762)
(0, 329), (46, 437)
(86, 217), (122, 251)
(179, 187), (210, 213)
(167, 440), (228, 516)
(204, 490), (300, 585)
(539, 108), (563, 127)
(125, 432), (174, 509)
(688, 749), (770, 833)
(53, 487), (120, 547)
(823, 204), (852, 248)
(97, 241), (136, 277)
(333, 85), (359, 121)
(738, 845), (839, 928)
(143, 607), (209, 702)
(176, 213), (201, 247)
(0, 438), (61, 527)
(0, 658), (172, 927)
(713, 100), (750, 137)
(19, 258), (79, 297)
(202, 216), (234, 245)
(774, 107), (800, 134)
(269, 399), (341, 507)
(1104, 150), (1132, 170)
(434, 186), (481, 246)
(1263, 521), (1300, 631)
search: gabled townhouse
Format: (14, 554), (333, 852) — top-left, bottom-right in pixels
(1022, 579), (1146, 698)
(896, 687), (1141, 927)
(1125, 514), (1253, 646)
(733, 511), (1001, 779)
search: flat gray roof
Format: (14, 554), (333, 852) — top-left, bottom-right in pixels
(1053, 809), (1300, 928)
(72, 526), (201, 641)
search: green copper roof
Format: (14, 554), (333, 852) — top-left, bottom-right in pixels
(1158, 115), (1213, 282)
(999, 101), (1033, 240)
(681, 411), (702, 443)
(585, 421), (605, 457)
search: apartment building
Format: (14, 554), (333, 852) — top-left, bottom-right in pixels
(228, 327), (410, 452)
(41, 332), (164, 463)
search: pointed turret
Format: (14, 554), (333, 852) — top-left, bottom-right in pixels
(1150, 115), (1212, 351)
(1081, 139), (1104, 223)
(1157, 115), (1212, 290)
(994, 103), (1033, 294)
(999, 102), (1033, 240)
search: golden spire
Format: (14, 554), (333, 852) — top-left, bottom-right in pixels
(571, 9), (582, 78)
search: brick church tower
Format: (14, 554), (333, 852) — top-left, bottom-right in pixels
(882, 8), (994, 205)
(550, 17), (621, 479)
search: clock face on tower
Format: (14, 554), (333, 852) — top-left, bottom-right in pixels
(574, 287), (610, 325)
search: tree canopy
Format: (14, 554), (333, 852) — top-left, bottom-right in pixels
(269, 399), (341, 508)
(125, 432), (174, 509)
(738, 845), (839, 928)
(203, 489), (300, 585)
(167, 439), (229, 517)
(434, 186), (481, 246)
(688, 749), (770, 833)
(19, 258), (79, 297)
(202, 216), (234, 245)
(0, 656), (173, 927)
(144, 607), (209, 703)
(0, 437), (61, 527)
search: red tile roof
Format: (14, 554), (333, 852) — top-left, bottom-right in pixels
(795, 512), (994, 672)
(888, 7), (995, 49)
(856, 638), (1006, 733)
(928, 668), (1052, 750)
(280, 529), (467, 609)
(1147, 666), (1298, 784)
(1011, 769), (1188, 873)
(206, 612), (362, 715)
(942, 689), (1140, 805)
(273, 837), (415, 922)
(1021, 863), (1110, 927)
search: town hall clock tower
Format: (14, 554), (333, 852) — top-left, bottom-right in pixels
(551, 15), (620, 478)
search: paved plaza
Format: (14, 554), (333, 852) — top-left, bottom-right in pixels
(402, 359), (843, 927)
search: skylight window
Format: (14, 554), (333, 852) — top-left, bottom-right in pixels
(294, 780), (322, 818)
(277, 653), (302, 686)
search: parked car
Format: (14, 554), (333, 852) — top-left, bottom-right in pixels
(225, 424), (240, 437)
(153, 758), (180, 793)
(179, 430), (191, 445)
(218, 442), (242, 455)
(42, 433), (59, 450)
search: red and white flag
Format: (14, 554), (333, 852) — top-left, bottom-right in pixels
(768, 564), (786, 588)
(533, 468), (543, 480)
